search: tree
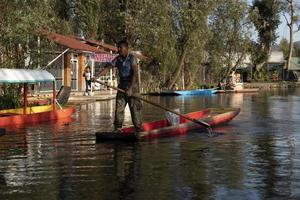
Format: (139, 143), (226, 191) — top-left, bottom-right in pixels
(125, 0), (177, 88)
(165, 0), (215, 89)
(99, 0), (216, 89)
(279, 37), (290, 59)
(53, 0), (74, 21)
(250, 0), (281, 71)
(95, 0), (250, 88)
(53, 0), (101, 39)
(96, 0), (128, 43)
(0, 0), (68, 69)
(208, 0), (251, 82)
(281, 0), (300, 71)
(75, 0), (102, 38)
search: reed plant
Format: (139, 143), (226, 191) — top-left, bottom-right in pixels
(0, 85), (22, 110)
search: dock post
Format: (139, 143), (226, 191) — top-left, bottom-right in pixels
(23, 83), (28, 114)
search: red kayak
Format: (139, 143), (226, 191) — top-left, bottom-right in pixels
(96, 108), (240, 141)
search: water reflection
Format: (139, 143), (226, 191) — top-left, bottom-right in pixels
(0, 88), (300, 199)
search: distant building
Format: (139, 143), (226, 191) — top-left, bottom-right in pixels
(289, 57), (300, 81)
(41, 31), (146, 92)
(264, 49), (286, 81)
(41, 31), (105, 92)
(238, 48), (286, 81)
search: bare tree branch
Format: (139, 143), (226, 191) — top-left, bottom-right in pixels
(283, 13), (292, 27)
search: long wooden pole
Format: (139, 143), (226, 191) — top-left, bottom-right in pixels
(23, 83), (28, 114)
(43, 48), (69, 69)
(52, 81), (57, 111)
(93, 80), (211, 128)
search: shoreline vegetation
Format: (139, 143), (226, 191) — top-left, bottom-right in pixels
(1, 0), (300, 108)
(143, 81), (300, 93)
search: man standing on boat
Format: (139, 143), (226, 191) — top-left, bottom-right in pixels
(93, 40), (143, 133)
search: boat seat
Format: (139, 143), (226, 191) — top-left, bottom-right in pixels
(56, 86), (71, 105)
(0, 113), (19, 117)
(0, 128), (5, 136)
(165, 110), (180, 125)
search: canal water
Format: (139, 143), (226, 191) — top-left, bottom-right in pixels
(1, 89), (300, 200)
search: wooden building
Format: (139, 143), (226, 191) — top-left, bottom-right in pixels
(42, 31), (147, 93)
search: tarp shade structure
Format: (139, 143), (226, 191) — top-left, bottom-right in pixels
(94, 54), (117, 62)
(0, 68), (55, 84)
(289, 57), (300, 71)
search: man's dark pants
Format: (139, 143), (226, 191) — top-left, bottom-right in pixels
(85, 80), (91, 92)
(113, 87), (143, 132)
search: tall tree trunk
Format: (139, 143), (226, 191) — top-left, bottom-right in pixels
(224, 53), (245, 81)
(186, 66), (200, 88)
(287, 24), (293, 78)
(286, 0), (295, 76)
(167, 46), (187, 89)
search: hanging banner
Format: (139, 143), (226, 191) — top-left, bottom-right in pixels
(94, 53), (117, 63)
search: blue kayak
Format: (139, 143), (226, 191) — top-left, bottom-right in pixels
(159, 89), (217, 96)
(174, 89), (217, 95)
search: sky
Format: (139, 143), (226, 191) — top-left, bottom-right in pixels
(246, 0), (300, 43)
(278, 16), (300, 42)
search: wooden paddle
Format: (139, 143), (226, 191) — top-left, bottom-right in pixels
(0, 128), (5, 137)
(93, 80), (212, 129)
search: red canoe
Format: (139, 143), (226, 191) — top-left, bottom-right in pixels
(96, 108), (240, 141)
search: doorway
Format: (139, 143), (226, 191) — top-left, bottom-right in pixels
(70, 59), (78, 91)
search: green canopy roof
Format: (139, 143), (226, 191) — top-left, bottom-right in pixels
(289, 57), (300, 71)
(0, 68), (55, 84)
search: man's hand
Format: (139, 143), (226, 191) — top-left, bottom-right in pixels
(93, 65), (112, 82)
(126, 88), (133, 97)
(92, 77), (97, 82)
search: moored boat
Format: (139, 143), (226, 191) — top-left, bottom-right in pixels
(216, 88), (259, 93)
(0, 105), (75, 127)
(96, 108), (240, 141)
(174, 89), (217, 95)
(148, 89), (217, 96)
(216, 81), (260, 93)
(0, 68), (75, 127)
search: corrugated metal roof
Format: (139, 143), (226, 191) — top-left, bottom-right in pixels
(42, 31), (106, 53)
(40, 31), (148, 60)
(72, 36), (148, 60)
(83, 38), (118, 52)
(268, 51), (285, 63)
(0, 68), (55, 83)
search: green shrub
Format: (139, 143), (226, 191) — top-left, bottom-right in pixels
(0, 85), (22, 110)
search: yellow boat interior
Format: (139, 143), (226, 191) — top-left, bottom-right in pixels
(0, 105), (54, 116)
